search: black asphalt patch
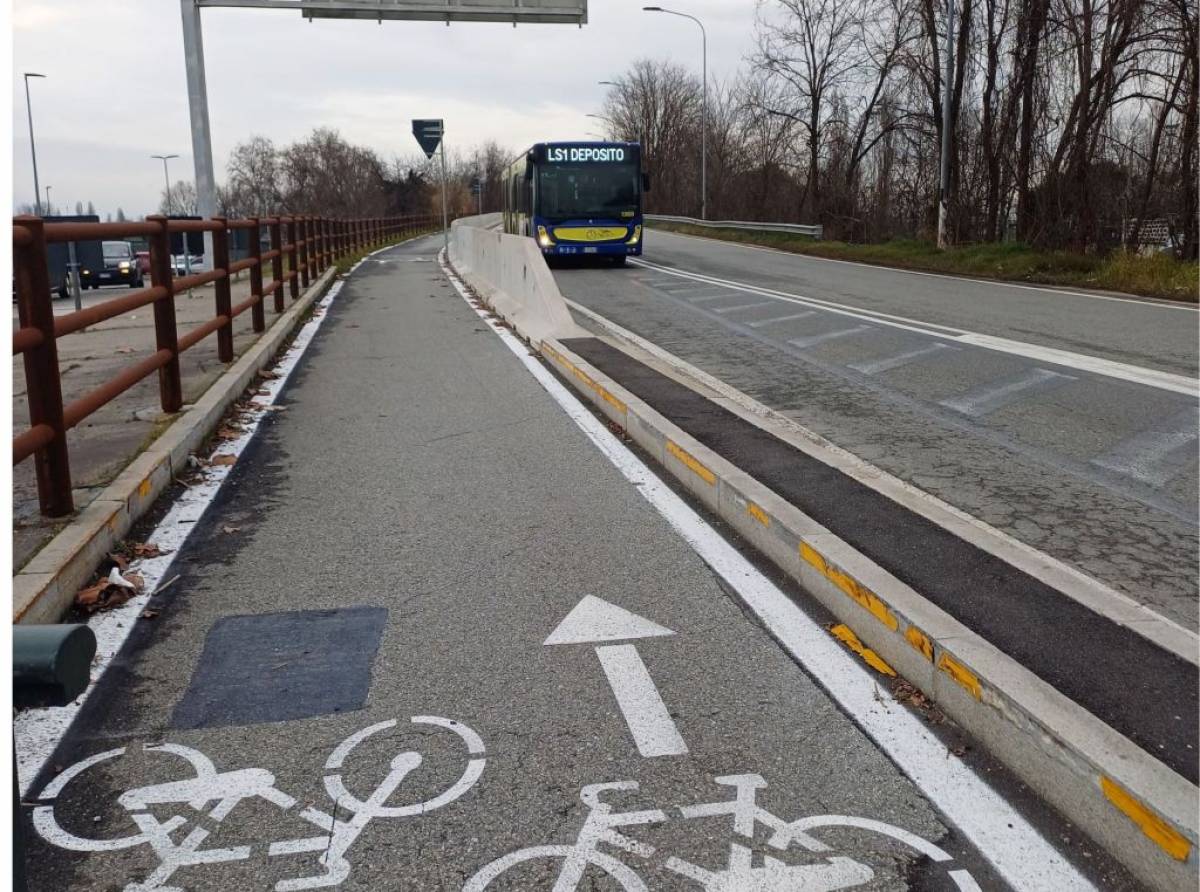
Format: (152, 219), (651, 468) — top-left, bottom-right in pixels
(563, 336), (1200, 784)
(172, 606), (387, 729)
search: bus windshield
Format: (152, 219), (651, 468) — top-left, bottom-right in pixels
(538, 163), (639, 221)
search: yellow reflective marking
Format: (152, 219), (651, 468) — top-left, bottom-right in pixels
(746, 502), (771, 527)
(543, 343), (626, 416)
(138, 478), (153, 499)
(598, 386), (627, 415)
(830, 624), (896, 676)
(937, 652), (982, 700)
(666, 440), (716, 486)
(905, 625), (934, 662)
(799, 542), (899, 631)
(553, 227), (627, 242)
(1100, 776), (1192, 861)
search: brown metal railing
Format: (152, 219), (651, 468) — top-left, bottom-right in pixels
(13, 212), (438, 517)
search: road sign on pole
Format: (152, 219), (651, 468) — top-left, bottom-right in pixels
(414, 120), (449, 254)
(412, 119), (444, 159)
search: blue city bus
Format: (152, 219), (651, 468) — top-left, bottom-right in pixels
(502, 141), (647, 265)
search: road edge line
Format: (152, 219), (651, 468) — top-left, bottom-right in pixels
(536, 333), (1197, 892)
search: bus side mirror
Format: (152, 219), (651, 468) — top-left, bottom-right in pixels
(642, 172), (651, 193)
(525, 165), (534, 182)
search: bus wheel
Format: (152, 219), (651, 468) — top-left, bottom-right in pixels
(611, 256), (627, 267)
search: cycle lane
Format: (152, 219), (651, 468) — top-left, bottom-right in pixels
(19, 236), (1126, 890)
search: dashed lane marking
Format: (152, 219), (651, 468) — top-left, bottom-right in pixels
(788, 324), (873, 350)
(713, 301), (777, 314)
(1090, 406), (1200, 486)
(747, 311), (816, 328)
(849, 342), (959, 375)
(939, 368), (1076, 417)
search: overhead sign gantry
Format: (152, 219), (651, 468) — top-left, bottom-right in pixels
(179, 0), (588, 265)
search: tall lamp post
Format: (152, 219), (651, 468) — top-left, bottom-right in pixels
(23, 72), (47, 215)
(152, 154), (180, 215)
(44, 186), (52, 215)
(937, 0), (956, 248)
(643, 6), (706, 219)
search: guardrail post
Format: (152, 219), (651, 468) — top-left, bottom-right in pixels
(299, 216), (311, 288)
(286, 217), (300, 301)
(269, 218), (285, 313)
(147, 216), (183, 414)
(249, 217), (265, 333)
(320, 217), (329, 270)
(313, 217), (322, 272)
(212, 217), (233, 363)
(13, 217), (73, 517)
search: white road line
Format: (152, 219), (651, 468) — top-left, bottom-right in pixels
(442, 252), (1096, 892)
(649, 227), (1199, 312)
(940, 368), (1076, 417)
(849, 343), (958, 375)
(632, 259), (1199, 397)
(1091, 407), (1200, 486)
(13, 243), (403, 796)
(595, 644), (689, 758)
(689, 293), (738, 303)
(788, 325), (872, 349)
(747, 311), (816, 328)
(713, 301), (777, 314)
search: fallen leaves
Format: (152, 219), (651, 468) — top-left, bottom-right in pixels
(115, 346), (135, 355)
(222, 525), (241, 535)
(130, 542), (164, 559)
(210, 454), (237, 466)
(75, 567), (145, 614)
(890, 679), (947, 725)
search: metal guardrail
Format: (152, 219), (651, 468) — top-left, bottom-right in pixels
(645, 214), (822, 240)
(13, 212), (438, 518)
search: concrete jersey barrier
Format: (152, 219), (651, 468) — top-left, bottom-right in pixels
(449, 216), (588, 347)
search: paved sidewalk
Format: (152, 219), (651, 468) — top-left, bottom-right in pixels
(13, 273), (299, 569)
(17, 236), (1137, 891)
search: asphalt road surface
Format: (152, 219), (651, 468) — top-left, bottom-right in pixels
(19, 236), (1133, 891)
(553, 229), (1200, 631)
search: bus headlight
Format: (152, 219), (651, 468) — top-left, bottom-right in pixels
(625, 225), (642, 245)
(537, 225), (554, 247)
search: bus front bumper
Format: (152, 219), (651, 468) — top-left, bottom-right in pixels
(542, 242), (641, 257)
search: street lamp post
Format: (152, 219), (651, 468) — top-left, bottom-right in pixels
(937, 0), (956, 248)
(643, 7), (706, 219)
(44, 186), (52, 215)
(24, 72), (47, 215)
(152, 154), (180, 215)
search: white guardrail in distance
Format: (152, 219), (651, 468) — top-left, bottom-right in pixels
(646, 214), (822, 240)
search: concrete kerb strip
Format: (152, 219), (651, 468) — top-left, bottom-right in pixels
(13, 263), (345, 626)
(538, 336), (1198, 892)
(446, 223), (1198, 889)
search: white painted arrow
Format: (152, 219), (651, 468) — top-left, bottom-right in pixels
(545, 596), (688, 758)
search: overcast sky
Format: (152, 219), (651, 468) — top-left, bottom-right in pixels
(11, 1), (757, 218)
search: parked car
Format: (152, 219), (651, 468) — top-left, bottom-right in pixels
(80, 241), (144, 289)
(171, 254), (204, 276)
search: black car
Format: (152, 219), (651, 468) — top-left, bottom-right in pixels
(81, 241), (144, 289)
